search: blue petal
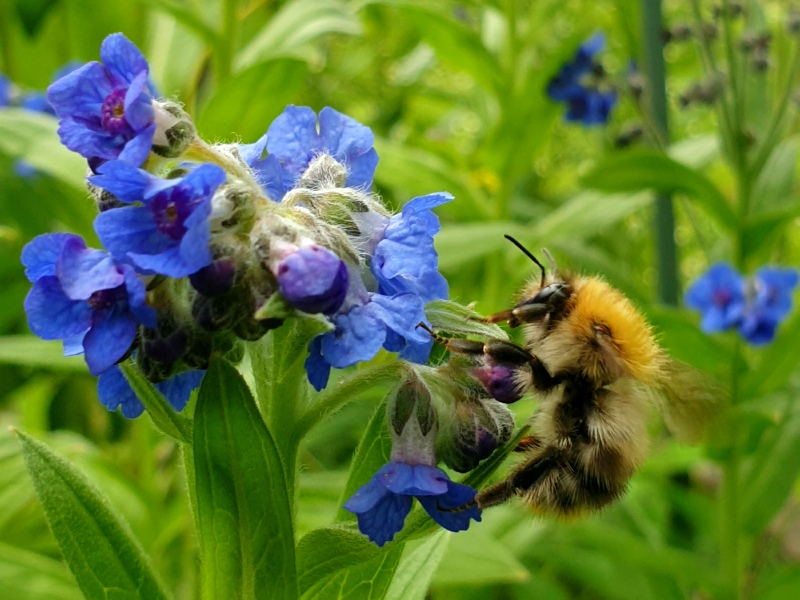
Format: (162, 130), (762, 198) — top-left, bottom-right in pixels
(266, 105), (320, 185)
(156, 369), (204, 411)
(319, 304), (387, 368)
(47, 61), (108, 120)
(82, 308), (138, 375)
(368, 294), (430, 345)
(121, 265), (156, 328)
(343, 473), (391, 513)
(399, 336), (434, 364)
(352, 492), (412, 547)
(56, 118), (122, 161)
(94, 205), (171, 267)
(122, 71), (153, 130)
(417, 480), (482, 533)
(97, 365), (145, 418)
(382, 463), (449, 496)
(21, 233), (82, 282)
(90, 160), (153, 202)
(100, 33), (149, 85)
(118, 124), (156, 166)
(24, 277), (92, 341)
(56, 237), (124, 300)
(739, 314), (778, 346)
(305, 337), (332, 391)
(318, 106), (378, 188)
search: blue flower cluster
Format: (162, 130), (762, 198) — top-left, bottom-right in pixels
(546, 33), (617, 126)
(686, 262), (799, 345)
(23, 32), (453, 419)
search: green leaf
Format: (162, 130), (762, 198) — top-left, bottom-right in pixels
(742, 310), (800, 399)
(296, 525), (403, 599)
(197, 58), (308, 140)
(193, 359), (297, 600)
(0, 109), (87, 192)
(119, 361), (193, 444)
(0, 541), (82, 600)
(16, 430), (171, 600)
(335, 398), (392, 522)
(750, 136), (798, 214)
(425, 299), (510, 340)
(740, 409), (800, 534)
(431, 526), (528, 587)
(235, 0), (360, 69)
(581, 149), (738, 231)
(0, 336), (87, 371)
(391, 4), (503, 96)
(742, 207), (800, 259)
(386, 531), (450, 600)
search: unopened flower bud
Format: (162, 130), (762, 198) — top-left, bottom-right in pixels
(387, 373), (438, 465)
(151, 101), (197, 158)
(142, 326), (188, 366)
(438, 399), (514, 473)
(297, 153), (348, 190)
(272, 242), (349, 315)
(189, 259), (236, 297)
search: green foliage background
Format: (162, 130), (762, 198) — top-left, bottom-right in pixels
(0, 0), (799, 598)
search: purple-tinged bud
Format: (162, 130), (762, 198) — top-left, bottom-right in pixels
(273, 244), (349, 315)
(387, 372), (438, 466)
(438, 399), (514, 473)
(189, 260), (236, 297)
(471, 362), (528, 404)
(143, 326), (188, 365)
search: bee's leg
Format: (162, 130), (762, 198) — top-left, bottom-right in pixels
(476, 452), (559, 509)
(482, 303), (549, 328)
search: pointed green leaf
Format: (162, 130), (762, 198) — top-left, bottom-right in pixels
(0, 336), (86, 371)
(386, 531), (450, 600)
(193, 359), (297, 600)
(581, 149), (738, 231)
(296, 525), (403, 599)
(119, 361), (193, 444)
(16, 430), (171, 600)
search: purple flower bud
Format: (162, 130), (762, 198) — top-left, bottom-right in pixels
(189, 260), (236, 297)
(472, 363), (526, 404)
(275, 244), (349, 315)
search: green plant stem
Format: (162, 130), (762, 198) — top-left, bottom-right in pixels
(641, 0), (679, 306)
(214, 0), (239, 84)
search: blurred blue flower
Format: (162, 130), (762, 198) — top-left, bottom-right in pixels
(47, 33), (155, 166)
(738, 267), (799, 345)
(264, 105), (379, 195)
(91, 161), (226, 278)
(0, 73), (10, 106)
(685, 263), (746, 333)
(546, 33), (617, 126)
(273, 243), (349, 315)
(22, 233), (156, 375)
(97, 363), (204, 418)
(343, 461), (481, 547)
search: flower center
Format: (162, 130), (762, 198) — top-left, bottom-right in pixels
(153, 193), (189, 240)
(87, 285), (126, 311)
(713, 288), (731, 307)
(101, 88), (133, 136)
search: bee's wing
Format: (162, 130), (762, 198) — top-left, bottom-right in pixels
(649, 360), (726, 444)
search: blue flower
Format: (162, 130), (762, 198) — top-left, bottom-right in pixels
(738, 267), (799, 345)
(343, 461), (481, 547)
(273, 243), (349, 314)
(685, 263), (746, 333)
(265, 105), (379, 195)
(546, 33), (617, 126)
(47, 33), (155, 166)
(0, 73), (10, 107)
(97, 363), (204, 418)
(304, 291), (430, 391)
(91, 161), (226, 278)
(22, 233), (156, 375)
(238, 134), (287, 202)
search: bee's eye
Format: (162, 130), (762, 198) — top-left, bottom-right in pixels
(532, 283), (566, 304)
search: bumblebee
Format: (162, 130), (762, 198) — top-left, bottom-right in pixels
(436, 236), (718, 516)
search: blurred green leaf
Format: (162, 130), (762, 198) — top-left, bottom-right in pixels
(432, 526), (528, 587)
(197, 58), (308, 140)
(750, 136), (798, 214)
(0, 541), (81, 600)
(387, 4), (503, 96)
(16, 430), (170, 600)
(193, 359), (297, 600)
(742, 207), (800, 259)
(668, 135), (720, 169)
(386, 531), (449, 600)
(0, 336), (87, 371)
(297, 525), (403, 599)
(425, 299), (509, 340)
(0, 109), (86, 192)
(646, 307), (732, 374)
(119, 361), (193, 444)
(13, 0), (58, 36)
(581, 149), (738, 231)
(235, 0), (360, 69)
(740, 409), (800, 534)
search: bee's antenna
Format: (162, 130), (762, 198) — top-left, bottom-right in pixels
(504, 235), (546, 287)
